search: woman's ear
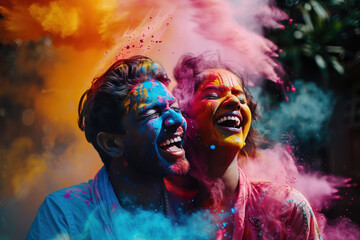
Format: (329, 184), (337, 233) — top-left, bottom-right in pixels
(97, 132), (124, 158)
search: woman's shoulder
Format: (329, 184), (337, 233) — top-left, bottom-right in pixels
(247, 180), (322, 239)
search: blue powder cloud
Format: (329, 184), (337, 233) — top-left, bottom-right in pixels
(250, 80), (334, 144)
(77, 207), (216, 239)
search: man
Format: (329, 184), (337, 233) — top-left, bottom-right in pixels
(26, 56), (190, 239)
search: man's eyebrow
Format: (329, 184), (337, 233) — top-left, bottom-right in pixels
(137, 102), (156, 113)
(138, 98), (175, 113)
(169, 99), (178, 105)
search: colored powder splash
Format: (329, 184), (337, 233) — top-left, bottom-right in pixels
(243, 145), (360, 239)
(244, 81), (360, 239)
(79, 208), (216, 239)
(0, 0), (357, 239)
(0, 0), (287, 83)
(188, 0), (287, 82)
(250, 80), (333, 145)
(244, 144), (346, 210)
(0, 0), (174, 49)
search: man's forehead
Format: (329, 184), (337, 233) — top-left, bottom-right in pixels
(127, 80), (175, 108)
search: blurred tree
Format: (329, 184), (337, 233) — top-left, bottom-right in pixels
(269, 0), (360, 88)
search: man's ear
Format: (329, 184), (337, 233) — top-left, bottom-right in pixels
(96, 132), (124, 158)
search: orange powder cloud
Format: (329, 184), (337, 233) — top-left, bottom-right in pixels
(0, 0), (175, 49)
(0, 4), (180, 221)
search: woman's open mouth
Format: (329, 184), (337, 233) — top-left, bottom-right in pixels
(214, 112), (243, 132)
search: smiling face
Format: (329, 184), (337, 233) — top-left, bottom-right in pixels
(187, 69), (252, 150)
(122, 80), (189, 176)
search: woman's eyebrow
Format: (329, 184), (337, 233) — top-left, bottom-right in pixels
(232, 89), (245, 94)
(201, 85), (228, 92)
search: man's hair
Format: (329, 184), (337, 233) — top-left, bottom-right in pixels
(78, 55), (170, 167)
(173, 53), (258, 157)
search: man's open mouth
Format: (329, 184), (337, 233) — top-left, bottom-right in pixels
(215, 112), (243, 132)
(158, 130), (185, 161)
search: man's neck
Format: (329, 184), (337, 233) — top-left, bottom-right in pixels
(108, 161), (165, 213)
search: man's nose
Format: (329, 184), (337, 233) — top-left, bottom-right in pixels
(223, 95), (241, 111)
(164, 111), (186, 131)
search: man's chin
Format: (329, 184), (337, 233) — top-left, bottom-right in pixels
(168, 157), (190, 175)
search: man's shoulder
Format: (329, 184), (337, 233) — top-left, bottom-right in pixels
(46, 181), (93, 207)
(26, 181), (95, 240)
(39, 181), (95, 221)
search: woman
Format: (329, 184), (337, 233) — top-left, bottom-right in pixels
(167, 53), (322, 239)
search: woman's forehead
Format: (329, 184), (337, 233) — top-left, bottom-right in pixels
(197, 68), (243, 90)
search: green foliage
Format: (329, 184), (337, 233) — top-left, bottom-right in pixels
(270, 0), (360, 80)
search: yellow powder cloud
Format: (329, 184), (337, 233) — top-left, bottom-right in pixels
(29, 2), (80, 38)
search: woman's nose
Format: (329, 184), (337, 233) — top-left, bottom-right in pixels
(223, 96), (241, 111)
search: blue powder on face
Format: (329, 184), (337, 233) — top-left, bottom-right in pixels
(210, 145), (216, 149)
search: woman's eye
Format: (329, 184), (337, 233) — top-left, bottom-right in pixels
(204, 93), (219, 99)
(238, 95), (247, 104)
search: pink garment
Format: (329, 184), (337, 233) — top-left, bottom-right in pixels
(216, 168), (323, 239)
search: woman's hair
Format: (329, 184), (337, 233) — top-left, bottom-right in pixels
(173, 53), (258, 157)
(78, 55), (170, 167)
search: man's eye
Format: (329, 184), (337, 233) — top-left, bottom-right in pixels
(141, 109), (160, 119)
(171, 107), (181, 113)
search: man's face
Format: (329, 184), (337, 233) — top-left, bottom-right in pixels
(188, 69), (252, 149)
(122, 80), (189, 176)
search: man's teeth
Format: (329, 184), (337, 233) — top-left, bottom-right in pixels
(217, 115), (241, 126)
(160, 136), (182, 147)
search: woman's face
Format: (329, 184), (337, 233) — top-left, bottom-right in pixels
(187, 69), (251, 150)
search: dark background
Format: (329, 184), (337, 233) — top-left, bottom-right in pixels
(267, 0), (360, 226)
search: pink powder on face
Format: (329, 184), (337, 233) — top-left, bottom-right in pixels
(157, 96), (165, 103)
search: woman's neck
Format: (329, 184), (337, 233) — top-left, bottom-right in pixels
(188, 142), (240, 204)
